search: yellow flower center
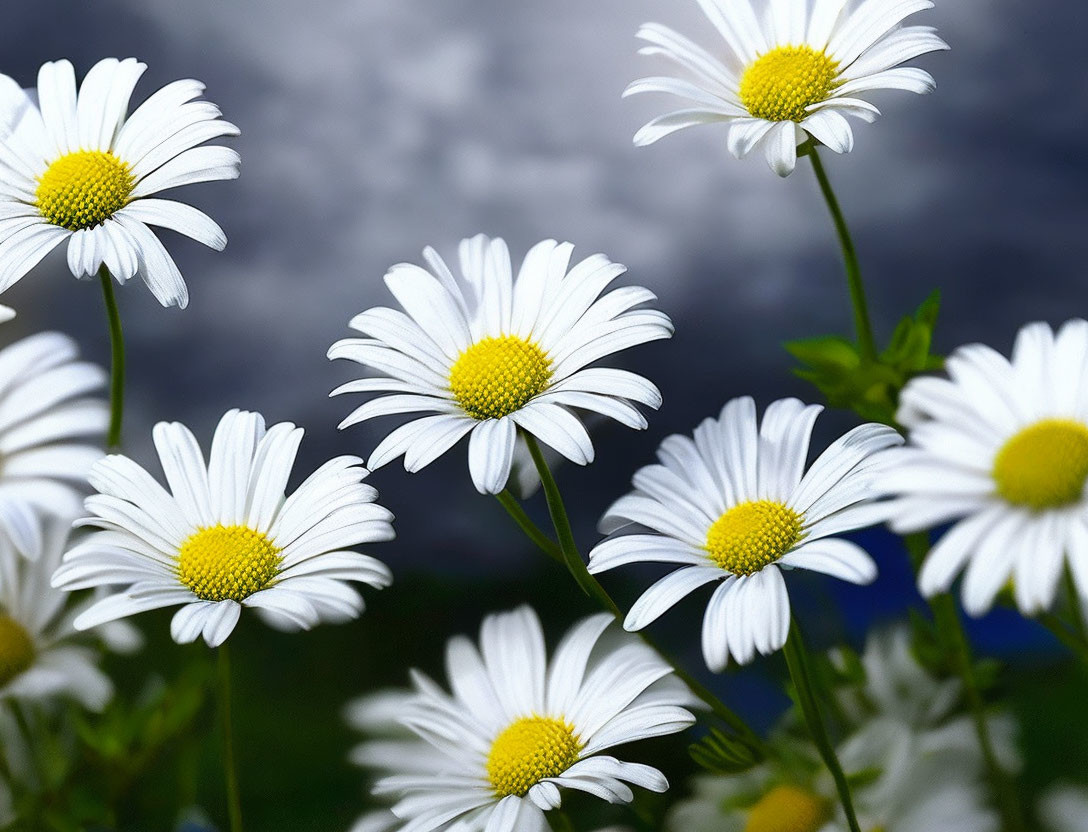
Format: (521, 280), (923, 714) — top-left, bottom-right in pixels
(0, 614), (35, 687)
(486, 716), (582, 798)
(739, 46), (840, 122)
(36, 150), (134, 230)
(449, 335), (552, 420)
(176, 525), (282, 602)
(744, 785), (833, 832)
(993, 419), (1088, 510)
(706, 500), (804, 575)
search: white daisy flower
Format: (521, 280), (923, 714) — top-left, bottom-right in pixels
(830, 628), (1016, 824)
(0, 330), (107, 559)
(0, 57), (239, 308)
(832, 721), (1000, 832)
(328, 234), (672, 495)
(669, 630), (1001, 832)
(0, 513), (134, 712)
(372, 606), (695, 832)
(626, 0), (948, 175)
(51, 408), (395, 647)
(346, 689), (454, 832)
(882, 319), (1088, 616)
(589, 396), (901, 670)
(345, 689), (641, 832)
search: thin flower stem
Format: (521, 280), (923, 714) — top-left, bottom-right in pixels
(98, 266), (126, 448)
(521, 434), (767, 756)
(903, 533), (1027, 832)
(218, 645), (244, 832)
(783, 620), (862, 832)
(807, 147), (877, 361)
(495, 490), (562, 564)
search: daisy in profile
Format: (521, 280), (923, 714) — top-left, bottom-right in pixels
(0, 513), (137, 712)
(883, 319), (1088, 616)
(52, 408), (394, 647)
(372, 606), (695, 831)
(329, 234), (671, 494)
(0, 57), (239, 307)
(0, 330), (107, 558)
(589, 396), (901, 669)
(626, 0), (947, 175)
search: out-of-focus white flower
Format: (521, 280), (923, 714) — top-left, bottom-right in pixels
(0, 330), (106, 559)
(884, 319), (1088, 617)
(0, 513), (134, 711)
(668, 627), (1004, 832)
(1041, 784), (1088, 832)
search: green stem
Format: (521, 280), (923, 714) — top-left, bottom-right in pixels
(807, 146), (877, 361)
(903, 533), (1027, 832)
(521, 434), (767, 756)
(98, 266), (126, 448)
(218, 645), (244, 832)
(495, 490), (562, 564)
(782, 621), (861, 832)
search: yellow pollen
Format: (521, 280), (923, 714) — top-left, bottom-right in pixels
(176, 525), (282, 602)
(744, 785), (833, 832)
(993, 419), (1088, 510)
(36, 150), (134, 230)
(0, 614), (35, 687)
(449, 335), (552, 420)
(486, 716), (582, 798)
(739, 46), (840, 123)
(706, 500), (804, 575)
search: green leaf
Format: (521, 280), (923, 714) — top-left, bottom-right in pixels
(689, 727), (760, 774)
(786, 290), (943, 424)
(784, 335), (860, 371)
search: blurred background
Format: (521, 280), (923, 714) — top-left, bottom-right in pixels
(1, 0), (1086, 829)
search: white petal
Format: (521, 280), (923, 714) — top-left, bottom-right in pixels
(467, 418), (516, 495)
(779, 538), (877, 584)
(121, 198), (227, 250)
(763, 121), (798, 177)
(624, 566), (722, 631)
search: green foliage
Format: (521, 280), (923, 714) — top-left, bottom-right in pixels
(5, 661), (212, 832)
(689, 727), (760, 775)
(825, 645), (866, 687)
(786, 291), (943, 424)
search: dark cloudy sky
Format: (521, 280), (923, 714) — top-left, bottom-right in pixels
(1, 0), (1085, 582)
